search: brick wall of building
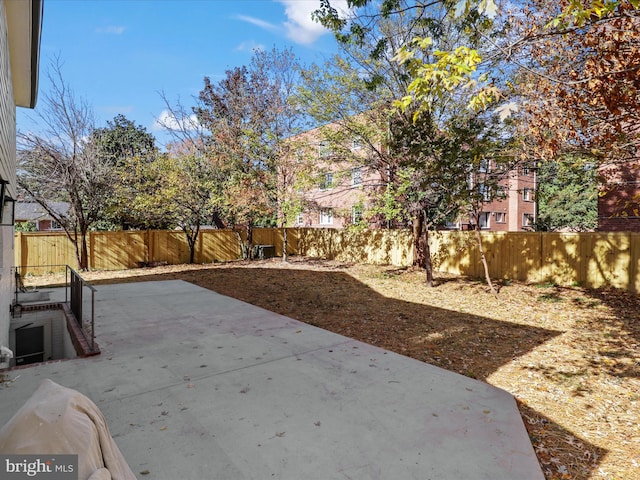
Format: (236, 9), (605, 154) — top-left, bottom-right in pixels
(598, 160), (640, 232)
(598, 184), (640, 231)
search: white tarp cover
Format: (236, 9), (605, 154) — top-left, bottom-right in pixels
(0, 379), (136, 480)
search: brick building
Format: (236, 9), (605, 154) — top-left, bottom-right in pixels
(288, 125), (536, 231)
(15, 201), (69, 231)
(598, 159), (640, 231)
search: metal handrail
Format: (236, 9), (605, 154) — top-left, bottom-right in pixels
(12, 264), (68, 307)
(11, 265), (97, 353)
(66, 266), (97, 352)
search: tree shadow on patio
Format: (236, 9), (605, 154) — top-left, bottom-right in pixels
(88, 263), (609, 479)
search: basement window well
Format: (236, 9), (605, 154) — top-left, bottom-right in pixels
(6, 303), (97, 369)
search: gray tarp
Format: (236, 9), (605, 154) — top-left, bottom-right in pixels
(0, 379), (136, 480)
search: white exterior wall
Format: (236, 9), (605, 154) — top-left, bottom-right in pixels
(0, 0), (17, 351)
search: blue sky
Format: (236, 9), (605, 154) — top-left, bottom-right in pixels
(18, 0), (347, 147)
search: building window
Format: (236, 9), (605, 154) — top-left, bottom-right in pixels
(318, 142), (330, 158)
(523, 188), (533, 201)
(523, 213), (535, 228)
(318, 172), (333, 190)
(479, 183), (491, 201)
(352, 167), (362, 186)
(522, 165), (531, 176)
(351, 139), (363, 150)
(479, 159), (490, 173)
(445, 220), (460, 230)
(296, 213), (304, 225)
(478, 212), (490, 229)
(50, 220), (62, 230)
(495, 212), (507, 223)
(352, 205), (363, 224)
(319, 209), (333, 225)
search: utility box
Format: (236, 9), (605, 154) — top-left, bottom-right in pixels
(253, 244), (275, 260)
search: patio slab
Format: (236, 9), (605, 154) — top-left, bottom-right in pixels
(0, 280), (544, 479)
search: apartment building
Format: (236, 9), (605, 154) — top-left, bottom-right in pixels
(288, 124), (536, 231)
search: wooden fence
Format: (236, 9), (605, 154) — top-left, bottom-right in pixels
(14, 229), (300, 275)
(14, 228), (640, 292)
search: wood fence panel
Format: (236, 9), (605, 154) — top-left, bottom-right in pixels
(15, 232), (75, 275)
(297, 228), (413, 266)
(249, 228), (299, 258)
(297, 228), (334, 260)
(149, 230), (191, 265)
(199, 230), (242, 263)
(252, 228), (283, 255)
(430, 231), (474, 276)
(285, 228), (299, 257)
(583, 232), (635, 290)
(631, 233), (640, 292)
(91, 231), (148, 270)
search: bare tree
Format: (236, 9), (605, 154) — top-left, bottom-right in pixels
(18, 58), (115, 270)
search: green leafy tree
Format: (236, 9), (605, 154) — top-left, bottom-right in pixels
(14, 221), (37, 232)
(161, 152), (223, 264)
(91, 115), (166, 229)
(301, 1), (516, 288)
(536, 158), (598, 232)
(92, 114), (157, 166)
(125, 149), (223, 264)
(112, 153), (175, 230)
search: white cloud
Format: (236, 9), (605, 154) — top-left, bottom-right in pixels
(277, 0), (326, 44)
(235, 15), (279, 32)
(96, 25), (125, 35)
(277, 0), (350, 45)
(153, 110), (201, 132)
(236, 2), (350, 46)
(234, 40), (266, 53)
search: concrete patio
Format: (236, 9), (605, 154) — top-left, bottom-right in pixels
(0, 280), (544, 479)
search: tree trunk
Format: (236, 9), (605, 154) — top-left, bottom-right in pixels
(188, 245), (196, 264)
(188, 235), (196, 264)
(68, 229), (88, 271)
(423, 212), (434, 287)
(71, 231), (82, 271)
(412, 215), (426, 268)
(246, 223), (253, 260)
(211, 210), (226, 229)
(282, 227), (288, 263)
(474, 226), (498, 297)
(184, 225), (199, 264)
(79, 231), (89, 271)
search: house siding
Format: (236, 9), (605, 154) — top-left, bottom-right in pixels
(0, 0), (16, 350)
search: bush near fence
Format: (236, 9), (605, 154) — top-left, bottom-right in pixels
(14, 228), (640, 293)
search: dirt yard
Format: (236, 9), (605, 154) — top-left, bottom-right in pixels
(27, 257), (639, 480)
